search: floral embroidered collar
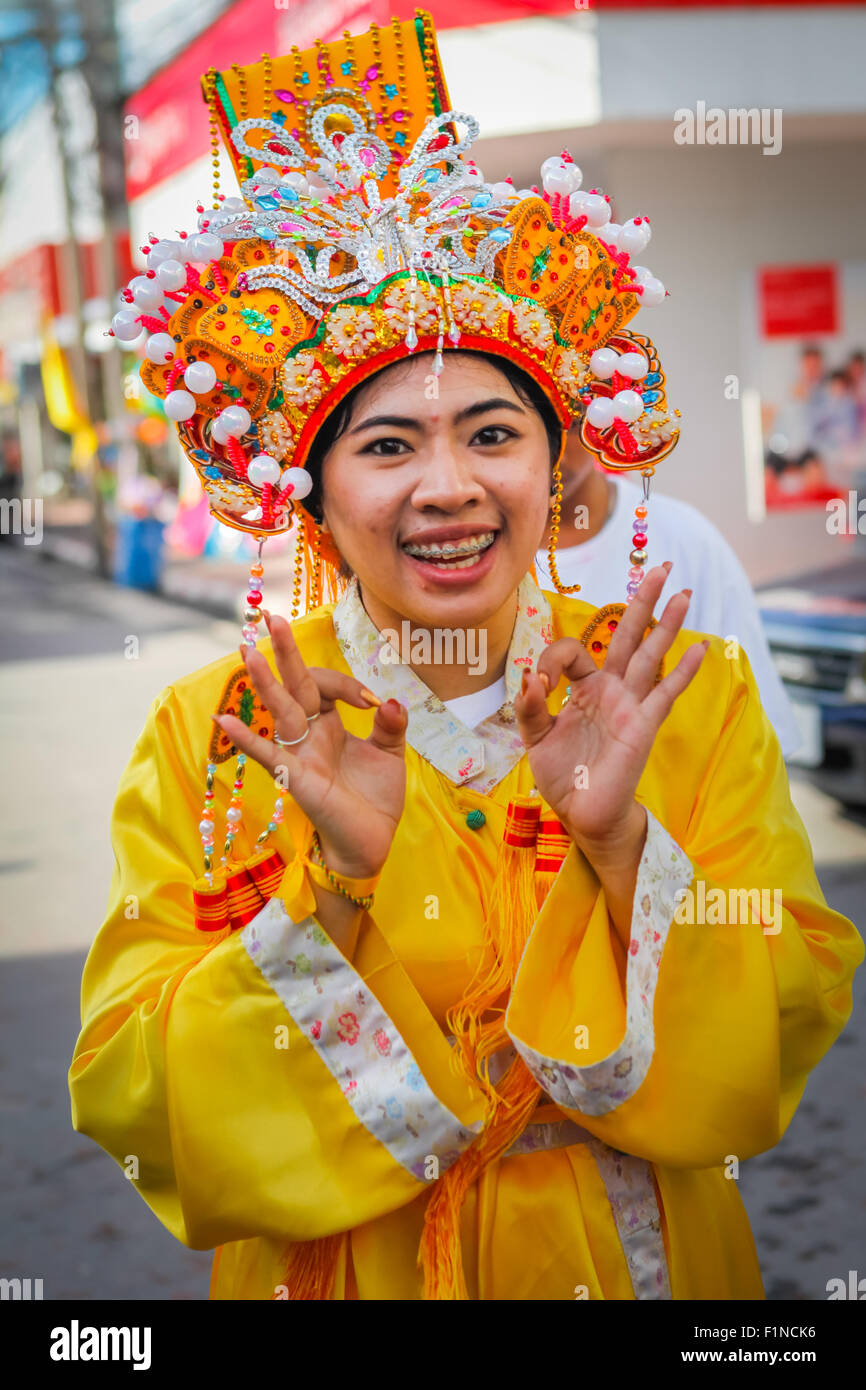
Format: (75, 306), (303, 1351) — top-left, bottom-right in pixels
(332, 572), (554, 794)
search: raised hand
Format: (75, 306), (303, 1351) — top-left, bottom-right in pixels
(514, 563), (708, 849)
(214, 615), (407, 879)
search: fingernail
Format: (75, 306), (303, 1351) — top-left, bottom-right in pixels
(538, 671), (550, 694)
(360, 686), (382, 707)
(263, 609), (272, 630)
(682, 588), (693, 598)
(663, 561), (673, 573)
(520, 669), (530, 696)
(702, 639), (710, 650)
(211, 713), (223, 725)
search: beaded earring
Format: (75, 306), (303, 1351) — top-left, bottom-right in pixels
(545, 446), (582, 597)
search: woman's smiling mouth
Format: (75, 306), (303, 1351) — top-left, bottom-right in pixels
(401, 529), (498, 570)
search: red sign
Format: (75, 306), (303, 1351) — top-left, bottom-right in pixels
(758, 264), (839, 338)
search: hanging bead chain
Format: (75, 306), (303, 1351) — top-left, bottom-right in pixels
(291, 515), (305, 621)
(198, 542), (268, 879)
(546, 458), (582, 596)
(206, 70), (222, 209)
(261, 51), (272, 117)
(242, 540), (266, 646)
(441, 269), (459, 345)
(222, 753), (248, 865)
(200, 763), (217, 883)
(407, 263), (419, 349)
(626, 469), (653, 604)
(311, 519), (323, 609)
(252, 784), (286, 854)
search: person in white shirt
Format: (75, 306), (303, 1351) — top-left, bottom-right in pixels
(534, 430), (801, 757)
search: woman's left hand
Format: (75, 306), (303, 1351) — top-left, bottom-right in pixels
(514, 563), (708, 853)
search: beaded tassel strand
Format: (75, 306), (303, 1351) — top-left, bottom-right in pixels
(625, 469), (653, 604)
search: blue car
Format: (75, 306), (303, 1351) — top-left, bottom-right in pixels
(758, 561), (866, 809)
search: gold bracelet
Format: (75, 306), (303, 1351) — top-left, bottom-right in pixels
(307, 831), (379, 910)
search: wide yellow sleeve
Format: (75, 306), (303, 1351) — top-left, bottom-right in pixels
(506, 640), (863, 1169)
(69, 684), (484, 1251)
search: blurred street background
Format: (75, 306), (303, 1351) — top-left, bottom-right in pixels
(1, 0), (865, 1300)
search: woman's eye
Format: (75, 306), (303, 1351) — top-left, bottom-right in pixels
(472, 425), (517, 446)
(362, 437), (411, 457)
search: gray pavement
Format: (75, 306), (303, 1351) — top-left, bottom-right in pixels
(0, 542), (863, 1301)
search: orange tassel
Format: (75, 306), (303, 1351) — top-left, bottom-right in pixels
(275, 1233), (344, 1301)
(299, 510), (348, 612)
(447, 795), (541, 1103)
(419, 793), (544, 1298)
(418, 1054), (540, 1299)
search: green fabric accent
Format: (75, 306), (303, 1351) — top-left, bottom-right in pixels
(239, 687), (255, 726)
(465, 809), (486, 830)
(215, 72), (254, 181)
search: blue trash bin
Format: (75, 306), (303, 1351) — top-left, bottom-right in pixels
(114, 515), (165, 590)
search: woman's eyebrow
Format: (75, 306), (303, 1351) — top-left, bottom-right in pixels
(454, 397), (526, 423)
(347, 413), (421, 436)
(348, 397), (525, 436)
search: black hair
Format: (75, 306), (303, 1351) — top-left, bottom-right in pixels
(302, 349), (564, 524)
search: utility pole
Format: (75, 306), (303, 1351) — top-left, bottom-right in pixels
(41, 0), (139, 577)
(78, 0), (142, 518)
(40, 0), (109, 574)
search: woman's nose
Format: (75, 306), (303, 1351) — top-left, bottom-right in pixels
(410, 446), (485, 511)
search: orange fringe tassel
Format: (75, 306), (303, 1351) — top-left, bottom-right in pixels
(299, 510), (348, 612)
(417, 794), (546, 1298)
(418, 1054), (541, 1299)
(275, 1233), (344, 1301)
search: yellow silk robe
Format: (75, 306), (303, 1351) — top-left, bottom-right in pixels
(69, 574), (862, 1300)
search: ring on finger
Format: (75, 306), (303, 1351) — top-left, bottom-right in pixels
(306, 711), (320, 723)
(274, 727), (309, 748)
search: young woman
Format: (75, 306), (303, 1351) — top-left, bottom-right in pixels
(70, 347), (861, 1300)
(70, 17), (860, 1300)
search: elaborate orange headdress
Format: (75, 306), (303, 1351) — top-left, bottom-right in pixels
(113, 9), (679, 617)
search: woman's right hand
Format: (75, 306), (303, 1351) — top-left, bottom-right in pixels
(214, 614), (407, 880)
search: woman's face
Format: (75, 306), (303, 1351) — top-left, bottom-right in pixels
(319, 353), (555, 630)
